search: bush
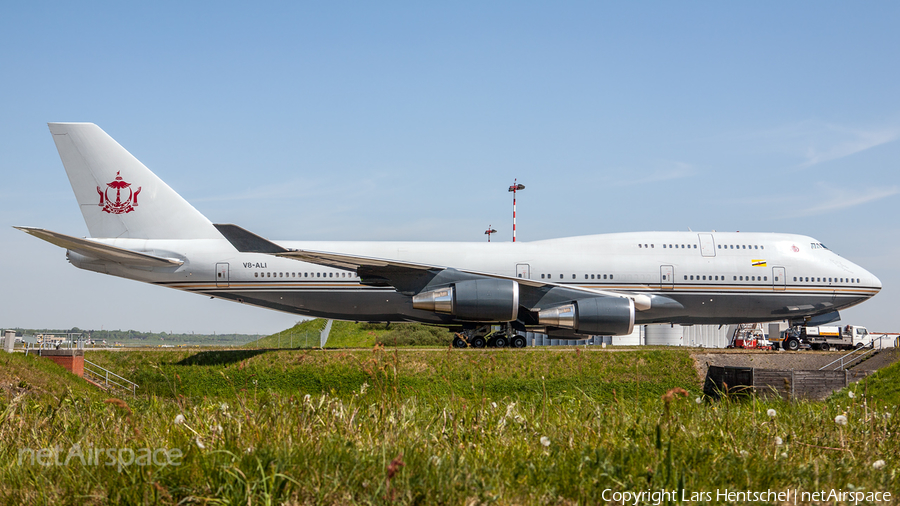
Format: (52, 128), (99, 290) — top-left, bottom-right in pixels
(377, 323), (453, 347)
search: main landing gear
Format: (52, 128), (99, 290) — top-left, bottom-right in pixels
(453, 325), (528, 349)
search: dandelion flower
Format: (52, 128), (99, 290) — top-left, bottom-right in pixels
(739, 450), (749, 458)
(195, 438), (205, 450)
(540, 436), (551, 447)
(835, 415), (848, 426)
(774, 436), (783, 446)
(215, 425), (223, 434)
(695, 397), (702, 404)
(219, 402), (229, 412)
(780, 452), (788, 459)
(174, 414), (185, 425)
(767, 409), (777, 418)
(491, 402), (497, 409)
(872, 460), (885, 470)
(848, 391), (856, 399)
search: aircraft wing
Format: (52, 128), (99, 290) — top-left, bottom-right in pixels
(213, 224), (656, 310)
(14, 227), (184, 267)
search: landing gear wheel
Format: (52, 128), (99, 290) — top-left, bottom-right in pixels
(785, 338), (800, 351)
(453, 337), (468, 348)
(494, 336), (508, 348)
(470, 336), (486, 348)
(512, 335), (527, 348)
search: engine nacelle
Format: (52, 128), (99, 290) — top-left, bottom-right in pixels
(538, 296), (634, 336)
(412, 278), (519, 322)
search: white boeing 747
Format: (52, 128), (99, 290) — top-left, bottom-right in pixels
(17, 123), (882, 349)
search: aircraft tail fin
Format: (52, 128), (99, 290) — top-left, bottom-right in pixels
(48, 122), (221, 239)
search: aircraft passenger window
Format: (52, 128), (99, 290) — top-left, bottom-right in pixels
(279, 273), (283, 277)
(254, 272), (258, 278)
(639, 244), (642, 248)
(560, 274), (564, 279)
(740, 276), (743, 281)
(754, 246), (758, 249)
(690, 275), (694, 280)
(805, 277), (809, 282)
(761, 246), (764, 249)
(764, 276), (768, 281)
(663, 244), (666, 248)
(793, 277), (797, 281)
(663, 275), (667, 280)
(730, 245), (734, 249)
(717, 245), (721, 249)
(684, 275), (688, 280)
(609, 275), (613, 279)
(651, 244), (655, 248)
(669, 244), (673, 248)
(702, 276), (706, 280)
(733, 276), (737, 281)
(693, 245), (697, 248)
(572, 274), (576, 279)
(817, 278), (820, 282)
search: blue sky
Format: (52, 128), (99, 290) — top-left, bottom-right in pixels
(2, 2), (899, 334)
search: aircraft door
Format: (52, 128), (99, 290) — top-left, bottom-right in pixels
(699, 233), (716, 257)
(516, 263), (531, 279)
(660, 265), (674, 289)
(772, 266), (785, 291)
(216, 262), (230, 287)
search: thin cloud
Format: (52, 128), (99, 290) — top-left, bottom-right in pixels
(798, 125), (900, 169)
(609, 162), (696, 187)
(792, 186), (900, 217)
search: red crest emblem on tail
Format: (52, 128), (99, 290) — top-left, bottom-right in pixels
(97, 171), (142, 214)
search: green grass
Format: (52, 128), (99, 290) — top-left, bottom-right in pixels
(245, 319), (455, 349)
(1, 347), (897, 504)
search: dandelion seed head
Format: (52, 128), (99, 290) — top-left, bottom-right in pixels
(872, 459), (886, 470)
(767, 409), (777, 418)
(695, 397), (702, 404)
(780, 452), (788, 459)
(540, 436), (551, 447)
(848, 391), (856, 399)
(195, 438), (205, 450)
(491, 402), (497, 409)
(216, 425), (223, 434)
(835, 415), (848, 426)
(739, 450), (749, 458)
(174, 414), (185, 425)
(774, 436), (783, 446)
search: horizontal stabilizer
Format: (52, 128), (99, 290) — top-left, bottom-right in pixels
(213, 224), (289, 254)
(14, 227), (183, 267)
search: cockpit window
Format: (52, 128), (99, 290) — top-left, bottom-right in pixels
(811, 242), (828, 250)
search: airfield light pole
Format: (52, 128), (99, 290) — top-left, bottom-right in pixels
(485, 226), (497, 242)
(508, 180), (525, 242)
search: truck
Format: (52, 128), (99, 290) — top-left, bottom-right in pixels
(773, 325), (872, 351)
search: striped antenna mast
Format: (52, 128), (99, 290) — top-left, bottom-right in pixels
(508, 179), (525, 242)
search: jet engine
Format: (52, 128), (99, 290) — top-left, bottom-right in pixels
(538, 296), (634, 336)
(412, 278), (519, 322)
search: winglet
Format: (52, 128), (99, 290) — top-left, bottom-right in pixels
(213, 224), (289, 254)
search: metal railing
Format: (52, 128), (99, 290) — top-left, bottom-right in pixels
(83, 359), (139, 396)
(819, 335), (885, 371)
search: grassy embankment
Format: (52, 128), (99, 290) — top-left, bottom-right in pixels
(245, 319), (454, 349)
(0, 347), (897, 504)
